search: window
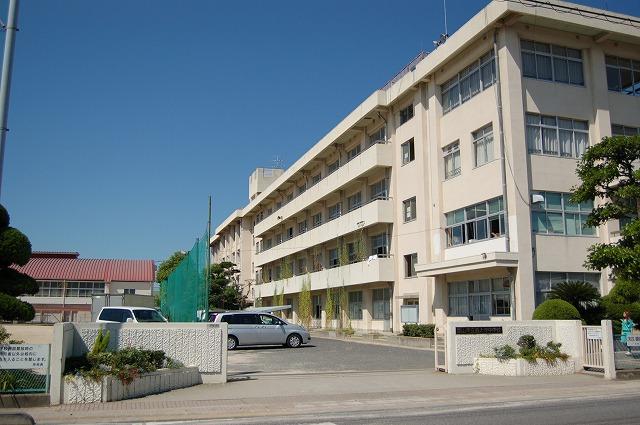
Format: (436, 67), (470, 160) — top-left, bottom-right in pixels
(328, 203), (342, 221)
(612, 124), (640, 136)
(401, 138), (415, 165)
(368, 126), (386, 146)
(274, 233), (283, 245)
(329, 248), (339, 268)
(298, 220), (307, 235)
(286, 192), (293, 203)
(286, 227), (294, 240)
(310, 173), (321, 186)
(346, 145), (362, 162)
(298, 183), (307, 195)
(606, 55), (640, 96)
(347, 242), (357, 263)
(35, 281), (64, 297)
(327, 159), (340, 175)
(348, 291), (363, 320)
(399, 104), (414, 125)
(521, 40), (584, 85)
(64, 281), (106, 297)
(446, 197), (505, 247)
(443, 142), (461, 179)
(372, 288), (391, 320)
(404, 253), (418, 277)
(448, 278), (511, 318)
(124, 288), (135, 295)
(332, 292), (342, 319)
(312, 212), (322, 228)
(274, 265), (281, 280)
(312, 295), (322, 319)
(347, 192), (362, 212)
(403, 197), (417, 222)
(442, 50), (496, 113)
(473, 124), (494, 167)
(296, 258), (307, 275)
(133, 309), (166, 322)
(370, 233), (389, 257)
(264, 238), (272, 250)
(369, 179), (388, 200)
(531, 191), (595, 236)
(526, 113), (588, 158)
(535, 272), (600, 306)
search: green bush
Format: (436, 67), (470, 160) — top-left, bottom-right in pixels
(493, 344), (517, 362)
(532, 299), (581, 321)
(0, 204), (8, 229)
(0, 227), (31, 267)
(402, 323), (435, 338)
(0, 293), (35, 322)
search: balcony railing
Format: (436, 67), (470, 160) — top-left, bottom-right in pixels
(254, 140), (390, 227)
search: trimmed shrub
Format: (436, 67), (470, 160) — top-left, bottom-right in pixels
(0, 227), (32, 267)
(402, 323), (435, 338)
(0, 204), (8, 229)
(532, 299), (581, 321)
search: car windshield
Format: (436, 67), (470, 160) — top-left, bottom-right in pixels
(133, 309), (167, 322)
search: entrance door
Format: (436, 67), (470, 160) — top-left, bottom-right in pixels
(469, 294), (491, 321)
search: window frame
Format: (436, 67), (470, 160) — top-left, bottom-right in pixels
(472, 124), (494, 167)
(525, 113), (589, 158)
(605, 55), (640, 96)
(404, 253), (418, 278)
(520, 39), (584, 86)
(403, 196), (417, 223)
(445, 197), (505, 247)
(399, 104), (414, 125)
(531, 191), (595, 237)
(443, 141), (461, 180)
(441, 50), (496, 114)
(401, 138), (415, 165)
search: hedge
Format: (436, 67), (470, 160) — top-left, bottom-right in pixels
(402, 323), (435, 338)
(532, 299), (581, 321)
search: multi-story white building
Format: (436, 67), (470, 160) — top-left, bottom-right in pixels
(211, 0), (640, 332)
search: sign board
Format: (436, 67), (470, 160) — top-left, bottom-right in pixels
(456, 326), (503, 335)
(627, 335), (640, 347)
(586, 328), (602, 340)
(0, 344), (49, 369)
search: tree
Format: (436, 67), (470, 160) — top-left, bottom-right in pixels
(298, 274), (312, 329)
(208, 261), (246, 310)
(549, 281), (604, 325)
(0, 204), (37, 321)
(156, 251), (186, 283)
(601, 278), (640, 324)
(572, 135), (640, 282)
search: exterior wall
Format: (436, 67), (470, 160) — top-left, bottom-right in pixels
(209, 1), (640, 331)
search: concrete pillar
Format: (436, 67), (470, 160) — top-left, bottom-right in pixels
(601, 319), (617, 380)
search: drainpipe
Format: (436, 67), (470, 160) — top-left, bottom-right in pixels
(493, 28), (510, 253)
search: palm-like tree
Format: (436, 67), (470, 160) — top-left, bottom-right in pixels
(550, 281), (603, 324)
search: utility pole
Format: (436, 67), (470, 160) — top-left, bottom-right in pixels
(0, 0), (19, 199)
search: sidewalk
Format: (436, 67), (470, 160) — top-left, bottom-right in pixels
(310, 329), (435, 350)
(6, 369), (640, 424)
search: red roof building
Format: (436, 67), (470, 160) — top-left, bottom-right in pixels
(17, 251), (156, 323)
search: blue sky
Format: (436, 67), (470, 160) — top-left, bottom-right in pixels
(1, 0), (638, 262)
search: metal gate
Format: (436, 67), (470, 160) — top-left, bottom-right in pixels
(434, 326), (447, 372)
(582, 325), (604, 370)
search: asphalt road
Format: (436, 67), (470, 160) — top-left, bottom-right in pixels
(199, 394), (640, 425)
(227, 336), (434, 375)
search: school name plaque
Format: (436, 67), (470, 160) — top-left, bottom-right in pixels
(455, 326), (503, 335)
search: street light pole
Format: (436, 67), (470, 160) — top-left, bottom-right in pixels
(0, 0), (19, 199)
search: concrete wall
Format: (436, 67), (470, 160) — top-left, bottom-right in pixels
(445, 320), (582, 374)
(50, 322), (227, 405)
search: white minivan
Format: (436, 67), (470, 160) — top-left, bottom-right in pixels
(96, 306), (168, 323)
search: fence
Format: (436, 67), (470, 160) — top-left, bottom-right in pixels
(0, 344), (50, 393)
(160, 229), (210, 322)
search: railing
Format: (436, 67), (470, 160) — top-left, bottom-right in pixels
(254, 140), (390, 227)
(256, 197), (390, 255)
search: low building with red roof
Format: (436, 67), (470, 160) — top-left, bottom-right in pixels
(15, 251), (155, 323)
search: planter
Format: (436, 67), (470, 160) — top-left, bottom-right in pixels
(63, 366), (201, 404)
(473, 357), (575, 376)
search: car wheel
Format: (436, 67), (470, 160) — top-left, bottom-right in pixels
(286, 333), (302, 348)
(227, 335), (238, 351)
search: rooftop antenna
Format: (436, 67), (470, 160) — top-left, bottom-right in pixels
(272, 155), (284, 169)
(433, 0), (450, 48)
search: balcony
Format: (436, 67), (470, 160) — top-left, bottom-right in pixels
(254, 198), (393, 267)
(256, 256), (395, 297)
(254, 141), (393, 237)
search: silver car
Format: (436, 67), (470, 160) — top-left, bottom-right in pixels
(213, 312), (311, 350)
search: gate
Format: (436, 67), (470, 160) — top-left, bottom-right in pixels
(582, 325), (604, 370)
(434, 325), (447, 372)
(0, 344), (50, 393)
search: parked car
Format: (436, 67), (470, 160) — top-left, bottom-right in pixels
(212, 312), (310, 350)
(96, 306), (168, 323)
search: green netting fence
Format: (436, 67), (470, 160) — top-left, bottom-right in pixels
(160, 229), (210, 322)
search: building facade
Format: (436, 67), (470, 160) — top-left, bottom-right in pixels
(210, 0), (640, 332)
(16, 251), (155, 323)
